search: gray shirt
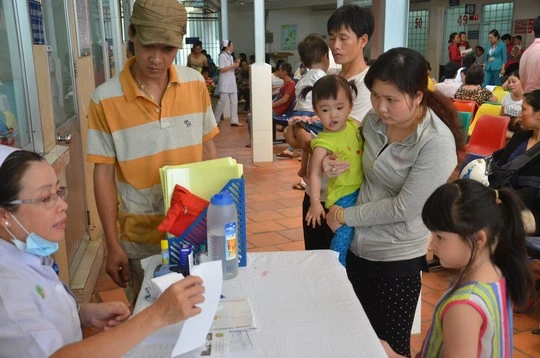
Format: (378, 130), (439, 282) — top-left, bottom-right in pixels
(344, 108), (457, 261)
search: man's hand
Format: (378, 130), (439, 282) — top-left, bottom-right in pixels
(80, 302), (131, 330)
(105, 244), (130, 287)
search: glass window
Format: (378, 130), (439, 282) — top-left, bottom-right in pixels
(481, 2), (514, 45)
(408, 9), (429, 57)
(0, 1), (33, 148)
(42, 0), (76, 126)
(175, 8), (221, 67)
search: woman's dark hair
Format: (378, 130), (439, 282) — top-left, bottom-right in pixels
(507, 71), (520, 79)
(422, 179), (533, 307)
(523, 89), (540, 112)
(475, 45), (484, 53)
(448, 32), (458, 44)
(0, 150), (45, 212)
(464, 64), (485, 85)
(327, 4), (374, 40)
(274, 59), (284, 73)
(364, 47), (463, 152)
(489, 29), (500, 39)
(299, 74), (358, 109)
(462, 53), (476, 68)
(193, 41), (202, 49)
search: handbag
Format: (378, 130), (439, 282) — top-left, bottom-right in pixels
(487, 141), (540, 189)
(158, 185), (209, 236)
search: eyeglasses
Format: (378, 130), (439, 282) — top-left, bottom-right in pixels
(9, 187), (68, 209)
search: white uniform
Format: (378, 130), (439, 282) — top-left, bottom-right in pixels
(214, 51), (239, 124)
(345, 67), (372, 123)
(0, 239), (81, 357)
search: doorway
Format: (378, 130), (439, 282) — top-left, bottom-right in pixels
(42, 0), (89, 280)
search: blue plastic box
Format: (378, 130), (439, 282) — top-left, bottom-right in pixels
(168, 178), (247, 267)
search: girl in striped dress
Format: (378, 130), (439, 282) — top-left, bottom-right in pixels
(382, 179), (532, 357)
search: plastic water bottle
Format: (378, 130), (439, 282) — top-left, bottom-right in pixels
(207, 191), (238, 280)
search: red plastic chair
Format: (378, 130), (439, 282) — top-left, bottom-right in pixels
(453, 100), (478, 118)
(464, 114), (510, 157)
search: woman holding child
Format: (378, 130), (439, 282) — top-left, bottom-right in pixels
(325, 48), (462, 356)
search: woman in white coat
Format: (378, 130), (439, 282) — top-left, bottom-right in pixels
(214, 40), (242, 126)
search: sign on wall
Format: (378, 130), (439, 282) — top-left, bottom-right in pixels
(514, 19), (530, 34)
(280, 25), (297, 51)
(28, 0), (45, 45)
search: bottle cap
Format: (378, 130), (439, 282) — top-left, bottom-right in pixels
(161, 239), (169, 250)
(210, 191), (234, 206)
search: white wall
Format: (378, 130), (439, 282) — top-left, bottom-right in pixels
(229, 6), (335, 67)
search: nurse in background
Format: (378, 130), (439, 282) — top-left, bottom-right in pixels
(0, 145), (205, 357)
(214, 40), (242, 127)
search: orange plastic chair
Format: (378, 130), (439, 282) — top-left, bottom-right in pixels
(464, 114), (510, 157)
(453, 100), (478, 118)
(468, 103), (502, 136)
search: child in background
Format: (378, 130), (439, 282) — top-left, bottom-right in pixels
(201, 67), (215, 96)
(382, 179), (532, 357)
(280, 34), (330, 178)
(304, 75), (362, 265)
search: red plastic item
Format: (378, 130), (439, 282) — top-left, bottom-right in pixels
(464, 114), (510, 157)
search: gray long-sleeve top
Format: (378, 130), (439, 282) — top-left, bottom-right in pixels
(344, 108), (457, 262)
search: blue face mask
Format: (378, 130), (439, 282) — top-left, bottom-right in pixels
(6, 213), (59, 256)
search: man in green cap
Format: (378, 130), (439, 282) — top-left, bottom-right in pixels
(87, 0), (218, 301)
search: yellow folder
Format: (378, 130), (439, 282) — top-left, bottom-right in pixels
(160, 157), (243, 212)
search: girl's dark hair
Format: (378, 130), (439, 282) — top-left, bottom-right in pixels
(299, 74), (358, 109)
(0, 150), (45, 212)
(489, 29), (500, 39)
(448, 32), (458, 44)
(422, 179), (533, 306)
(364, 47), (463, 151)
(523, 89), (540, 112)
(464, 64), (484, 85)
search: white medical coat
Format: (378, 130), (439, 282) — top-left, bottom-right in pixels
(0, 239), (81, 357)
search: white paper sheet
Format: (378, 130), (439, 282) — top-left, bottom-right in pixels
(172, 261), (223, 357)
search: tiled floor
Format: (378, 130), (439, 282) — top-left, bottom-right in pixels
(90, 111), (540, 356)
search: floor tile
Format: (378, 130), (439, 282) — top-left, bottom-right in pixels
(247, 232), (290, 247)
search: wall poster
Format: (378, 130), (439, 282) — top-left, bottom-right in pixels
(280, 25), (297, 51)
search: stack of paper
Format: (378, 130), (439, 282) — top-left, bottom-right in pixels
(160, 157), (243, 213)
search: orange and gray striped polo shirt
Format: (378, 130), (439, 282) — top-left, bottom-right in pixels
(87, 57), (218, 245)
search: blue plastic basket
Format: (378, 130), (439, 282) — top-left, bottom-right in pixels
(168, 178), (247, 267)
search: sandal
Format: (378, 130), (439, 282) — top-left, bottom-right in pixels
(292, 182), (305, 190)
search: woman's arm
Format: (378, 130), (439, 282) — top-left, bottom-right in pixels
(52, 276), (205, 358)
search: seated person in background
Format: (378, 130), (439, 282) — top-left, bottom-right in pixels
(491, 90), (540, 235)
(271, 60), (285, 98)
(279, 33), (329, 160)
(454, 65), (498, 106)
(0, 146), (205, 357)
(455, 53), (477, 84)
(500, 71), (524, 137)
(293, 62), (307, 82)
(474, 46), (485, 65)
(272, 63), (295, 116)
(201, 66), (215, 96)
(434, 62), (461, 98)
